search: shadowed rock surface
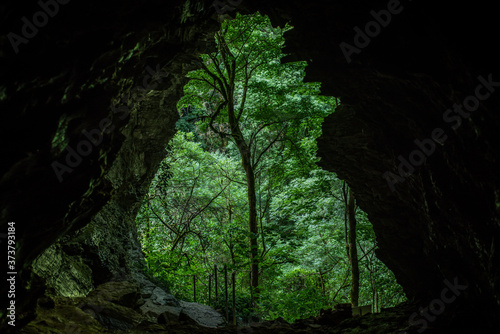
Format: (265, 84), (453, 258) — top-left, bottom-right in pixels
(1, 0), (499, 333)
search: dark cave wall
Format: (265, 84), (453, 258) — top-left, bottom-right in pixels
(309, 3), (500, 310)
(250, 0), (500, 315)
(32, 89), (180, 297)
(0, 0), (219, 325)
(1, 0), (217, 270)
(1, 0), (500, 330)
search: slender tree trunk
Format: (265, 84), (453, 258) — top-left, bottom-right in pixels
(319, 270), (325, 297)
(241, 149), (259, 305)
(228, 204), (237, 267)
(210, 31), (261, 306)
(227, 102), (259, 305)
(347, 187), (359, 307)
(343, 182), (350, 260)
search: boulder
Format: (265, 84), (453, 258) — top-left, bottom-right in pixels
(140, 299), (181, 322)
(87, 281), (141, 309)
(151, 287), (181, 307)
(158, 310), (181, 325)
(178, 300), (226, 328)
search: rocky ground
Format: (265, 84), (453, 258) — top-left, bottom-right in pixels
(17, 275), (451, 334)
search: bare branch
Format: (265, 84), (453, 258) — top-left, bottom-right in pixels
(252, 125), (287, 169)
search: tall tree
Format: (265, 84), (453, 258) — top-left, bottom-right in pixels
(137, 13), (406, 322)
(347, 187), (359, 307)
(179, 13), (334, 304)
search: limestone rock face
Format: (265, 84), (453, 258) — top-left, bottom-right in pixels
(32, 243), (94, 298)
(178, 300), (226, 328)
(1, 0), (218, 328)
(1, 0), (500, 332)
(24, 279), (225, 332)
(150, 287), (181, 308)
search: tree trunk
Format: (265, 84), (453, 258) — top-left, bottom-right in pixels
(343, 181), (350, 260)
(210, 31), (260, 306)
(242, 148), (259, 305)
(319, 270), (325, 297)
(228, 106), (259, 305)
(347, 187), (359, 307)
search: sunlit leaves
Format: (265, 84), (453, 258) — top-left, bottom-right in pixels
(137, 12), (405, 322)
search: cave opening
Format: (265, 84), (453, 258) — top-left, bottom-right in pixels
(135, 12), (405, 326)
(2, 0), (500, 333)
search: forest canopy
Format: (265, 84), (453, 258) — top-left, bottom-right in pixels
(136, 12), (405, 323)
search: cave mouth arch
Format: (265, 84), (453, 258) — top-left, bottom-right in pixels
(135, 12), (406, 323)
(25, 10), (405, 326)
(2, 0), (500, 332)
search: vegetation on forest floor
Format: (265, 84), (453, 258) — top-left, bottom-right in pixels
(136, 12), (405, 324)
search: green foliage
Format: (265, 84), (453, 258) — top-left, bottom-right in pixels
(258, 268), (329, 322)
(136, 12), (405, 324)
